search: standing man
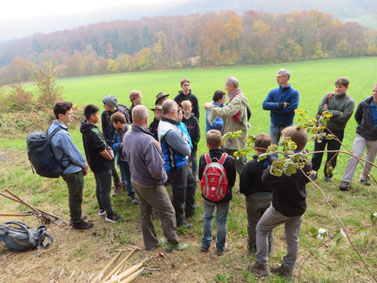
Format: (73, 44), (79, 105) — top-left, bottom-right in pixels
(262, 69), (299, 145)
(174, 78), (200, 120)
(204, 76), (249, 175)
(339, 83), (377, 191)
(158, 99), (196, 228)
(311, 77), (355, 182)
(123, 105), (189, 252)
(48, 102), (93, 230)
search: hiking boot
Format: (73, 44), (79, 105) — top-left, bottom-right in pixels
(147, 238), (167, 251)
(217, 242), (228, 256)
(270, 264), (293, 278)
(166, 241), (189, 252)
(324, 175), (333, 182)
(249, 262), (269, 277)
(360, 179), (371, 186)
(72, 220), (93, 230)
(69, 215), (87, 225)
(131, 197), (139, 205)
(105, 213), (123, 223)
(200, 246), (209, 253)
(98, 209), (106, 216)
(113, 181), (123, 195)
(177, 221), (193, 229)
(339, 181), (349, 191)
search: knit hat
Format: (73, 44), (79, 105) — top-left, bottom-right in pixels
(102, 95), (118, 108)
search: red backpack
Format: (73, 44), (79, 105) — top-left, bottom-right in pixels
(200, 153), (228, 202)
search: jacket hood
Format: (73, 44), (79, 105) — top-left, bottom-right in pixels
(80, 120), (97, 133)
(178, 89), (192, 95)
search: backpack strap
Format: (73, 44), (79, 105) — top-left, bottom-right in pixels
(4, 221), (34, 245)
(218, 153), (228, 165)
(46, 126), (64, 139)
(327, 93), (334, 103)
(204, 153), (211, 164)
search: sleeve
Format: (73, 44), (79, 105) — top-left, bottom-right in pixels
(198, 155), (206, 181)
(239, 162), (251, 194)
(193, 118), (200, 146)
(262, 91), (279, 110)
(91, 130), (107, 153)
(164, 130), (192, 156)
(209, 99), (241, 119)
(331, 100), (355, 124)
(226, 156), (237, 189)
(111, 134), (121, 153)
(261, 166), (287, 183)
(317, 94), (333, 115)
(145, 141), (168, 182)
(59, 134), (86, 168)
(279, 91), (299, 114)
(354, 102), (363, 124)
(101, 111), (110, 142)
(193, 96), (200, 120)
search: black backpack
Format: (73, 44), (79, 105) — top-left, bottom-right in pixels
(26, 126), (65, 178)
(0, 221), (53, 251)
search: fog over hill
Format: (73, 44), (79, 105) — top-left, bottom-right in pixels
(1, 0), (376, 42)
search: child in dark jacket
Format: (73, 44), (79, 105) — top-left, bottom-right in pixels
(148, 105), (162, 141)
(250, 126), (311, 278)
(240, 133), (276, 254)
(80, 104), (123, 223)
(181, 100), (200, 177)
(199, 130), (236, 256)
(110, 112), (138, 205)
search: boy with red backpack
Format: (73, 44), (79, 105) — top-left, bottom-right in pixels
(198, 130), (236, 256)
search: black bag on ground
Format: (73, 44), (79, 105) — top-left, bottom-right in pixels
(26, 127), (65, 178)
(0, 221), (53, 251)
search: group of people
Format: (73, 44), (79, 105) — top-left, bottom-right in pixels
(47, 71), (376, 278)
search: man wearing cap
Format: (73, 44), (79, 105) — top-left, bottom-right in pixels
(149, 105), (163, 141)
(174, 78), (200, 120)
(102, 94), (131, 194)
(155, 92), (169, 106)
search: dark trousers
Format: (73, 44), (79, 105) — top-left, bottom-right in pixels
(168, 163), (196, 226)
(133, 182), (180, 250)
(62, 171), (84, 225)
(311, 130), (344, 177)
(94, 169), (113, 216)
(112, 166), (120, 184)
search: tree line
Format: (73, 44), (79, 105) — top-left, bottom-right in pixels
(1, 9), (377, 84)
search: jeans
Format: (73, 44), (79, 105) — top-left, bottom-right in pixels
(312, 129), (344, 177)
(191, 147), (198, 175)
(256, 205), (303, 271)
(270, 123), (290, 145)
(133, 182), (180, 250)
(119, 160), (135, 198)
(342, 134), (377, 182)
(61, 171), (84, 225)
(202, 199), (230, 252)
(94, 169), (113, 216)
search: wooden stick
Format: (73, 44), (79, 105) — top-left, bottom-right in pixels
(105, 262), (144, 283)
(119, 268), (144, 283)
(101, 247), (140, 282)
(0, 212), (34, 217)
(0, 192), (23, 204)
(91, 250), (124, 283)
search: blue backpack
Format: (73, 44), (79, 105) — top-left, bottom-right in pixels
(26, 127), (65, 178)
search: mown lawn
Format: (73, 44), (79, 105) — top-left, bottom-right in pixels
(1, 57), (376, 282)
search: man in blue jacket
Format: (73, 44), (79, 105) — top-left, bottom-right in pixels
(262, 69), (299, 145)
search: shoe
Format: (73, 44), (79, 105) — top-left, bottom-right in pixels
(69, 215), (87, 225)
(217, 242), (228, 256)
(157, 238), (166, 247)
(105, 213), (123, 223)
(200, 246), (209, 253)
(360, 179), (371, 186)
(131, 198), (139, 205)
(177, 221), (193, 229)
(166, 241), (189, 252)
(270, 264), (293, 278)
(249, 262), (269, 277)
(72, 220), (93, 230)
(113, 181), (123, 195)
(98, 210), (106, 216)
(325, 175), (333, 182)
(339, 181), (349, 191)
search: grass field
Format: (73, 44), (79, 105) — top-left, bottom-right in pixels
(0, 57), (376, 282)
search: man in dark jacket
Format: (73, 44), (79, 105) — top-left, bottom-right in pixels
(311, 77), (355, 182)
(101, 94), (130, 194)
(122, 105), (189, 252)
(263, 69), (299, 145)
(174, 78), (200, 120)
(339, 83), (377, 190)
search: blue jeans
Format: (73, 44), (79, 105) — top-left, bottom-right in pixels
(270, 123), (291, 145)
(191, 147), (198, 175)
(119, 160), (135, 198)
(202, 199), (229, 252)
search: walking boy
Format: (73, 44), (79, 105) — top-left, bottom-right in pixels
(81, 104), (123, 223)
(48, 102), (93, 230)
(250, 126), (311, 278)
(199, 130), (236, 256)
(181, 100), (200, 178)
(240, 133), (275, 254)
(311, 77), (354, 181)
(110, 112), (138, 204)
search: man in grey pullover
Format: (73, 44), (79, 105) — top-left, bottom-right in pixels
(122, 105), (188, 252)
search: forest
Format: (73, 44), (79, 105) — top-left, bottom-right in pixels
(1, 9), (377, 84)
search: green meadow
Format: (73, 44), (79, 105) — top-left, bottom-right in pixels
(1, 57), (376, 282)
